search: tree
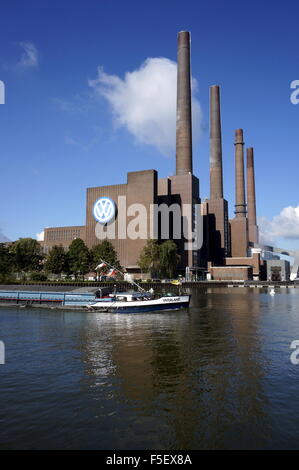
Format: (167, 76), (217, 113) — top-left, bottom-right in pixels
(159, 240), (179, 278)
(67, 238), (90, 278)
(137, 239), (161, 278)
(45, 245), (68, 276)
(0, 243), (14, 276)
(90, 240), (120, 270)
(12, 238), (43, 272)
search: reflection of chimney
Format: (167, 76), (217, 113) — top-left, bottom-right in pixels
(234, 129), (246, 217)
(210, 85), (223, 199)
(247, 147), (259, 243)
(176, 31), (192, 175)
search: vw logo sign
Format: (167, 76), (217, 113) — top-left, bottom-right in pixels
(93, 197), (116, 224)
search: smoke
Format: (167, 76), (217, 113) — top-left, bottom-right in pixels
(89, 57), (202, 157)
(258, 205), (299, 245)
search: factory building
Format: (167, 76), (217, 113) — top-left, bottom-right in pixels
(42, 30), (265, 280)
(266, 260), (291, 282)
(43, 31), (201, 275)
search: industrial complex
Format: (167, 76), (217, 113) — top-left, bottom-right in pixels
(41, 31), (297, 282)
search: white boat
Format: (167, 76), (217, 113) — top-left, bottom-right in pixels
(269, 287), (275, 296)
(86, 259), (191, 313)
(88, 292), (191, 313)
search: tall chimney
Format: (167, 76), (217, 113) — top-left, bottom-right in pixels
(210, 85), (223, 199)
(234, 129), (246, 217)
(247, 147), (259, 242)
(176, 31), (193, 175)
(246, 147), (257, 225)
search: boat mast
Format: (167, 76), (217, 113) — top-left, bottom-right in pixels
(98, 259), (146, 293)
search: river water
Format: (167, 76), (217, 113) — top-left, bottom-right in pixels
(1, 286), (299, 450)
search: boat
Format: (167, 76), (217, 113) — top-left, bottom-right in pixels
(269, 287), (276, 296)
(88, 260), (191, 313)
(88, 292), (191, 313)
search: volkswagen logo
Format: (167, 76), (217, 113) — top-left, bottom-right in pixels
(93, 197), (116, 224)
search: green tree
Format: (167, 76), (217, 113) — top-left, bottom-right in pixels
(67, 238), (90, 278)
(137, 239), (161, 278)
(159, 240), (179, 278)
(29, 272), (48, 281)
(91, 240), (120, 270)
(45, 245), (68, 276)
(0, 243), (14, 277)
(12, 238), (43, 272)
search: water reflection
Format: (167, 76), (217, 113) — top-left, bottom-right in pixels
(1, 287), (299, 449)
(76, 288), (273, 449)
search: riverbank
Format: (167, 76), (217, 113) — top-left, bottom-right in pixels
(0, 280), (298, 290)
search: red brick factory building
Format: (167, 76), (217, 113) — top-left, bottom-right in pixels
(41, 31), (270, 281)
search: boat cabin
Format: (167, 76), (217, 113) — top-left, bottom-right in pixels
(113, 293), (152, 302)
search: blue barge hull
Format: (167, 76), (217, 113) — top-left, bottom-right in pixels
(0, 290), (97, 305)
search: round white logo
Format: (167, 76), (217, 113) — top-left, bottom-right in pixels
(93, 197), (116, 224)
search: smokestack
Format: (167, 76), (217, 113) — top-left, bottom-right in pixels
(247, 147), (259, 242)
(176, 31), (193, 175)
(234, 129), (246, 218)
(246, 147), (257, 225)
(210, 85), (223, 199)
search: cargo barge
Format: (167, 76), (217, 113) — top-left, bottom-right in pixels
(0, 287), (113, 308)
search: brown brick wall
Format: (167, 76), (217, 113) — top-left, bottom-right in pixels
(85, 170), (157, 268)
(42, 225), (86, 253)
(211, 266), (253, 281)
(229, 217), (248, 257)
(225, 252), (260, 276)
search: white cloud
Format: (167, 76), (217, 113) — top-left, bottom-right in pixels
(258, 205), (299, 245)
(258, 216), (276, 246)
(18, 41), (38, 68)
(36, 230), (44, 241)
(89, 57), (202, 157)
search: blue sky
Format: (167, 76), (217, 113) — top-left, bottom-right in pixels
(0, 0), (299, 250)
